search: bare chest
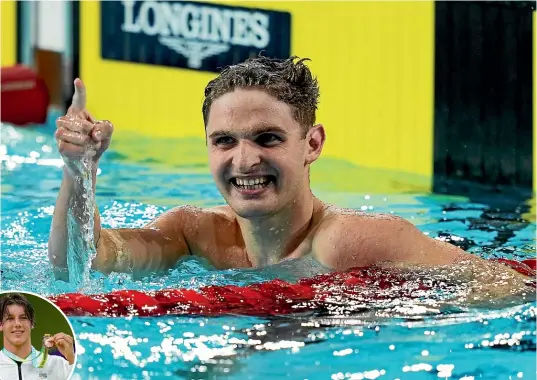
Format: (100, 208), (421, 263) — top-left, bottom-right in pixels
(193, 234), (315, 270)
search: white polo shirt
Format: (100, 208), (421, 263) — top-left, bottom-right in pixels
(0, 349), (74, 380)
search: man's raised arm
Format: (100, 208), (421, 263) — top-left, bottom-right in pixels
(48, 80), (190, 279)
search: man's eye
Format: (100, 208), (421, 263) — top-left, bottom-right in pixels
(214, 136), (235, 146)
(256, 134), (282, 146)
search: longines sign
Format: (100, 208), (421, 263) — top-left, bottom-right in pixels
(101, 1), (292, 72)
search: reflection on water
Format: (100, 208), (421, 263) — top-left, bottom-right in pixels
(66, 302), (536, 380)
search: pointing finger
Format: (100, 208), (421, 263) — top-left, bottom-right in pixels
(68, 78), (87, 115)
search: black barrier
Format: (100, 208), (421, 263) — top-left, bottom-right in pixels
(433, 1), (534, 192)
(100, 0), (292, 73)
(15, 1), (22, 64)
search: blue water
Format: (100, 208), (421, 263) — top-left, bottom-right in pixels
(1, 119), (535, 379)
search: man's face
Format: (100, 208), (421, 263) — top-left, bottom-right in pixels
(0, 305), (32, 349)
(206, 88), (324, 218)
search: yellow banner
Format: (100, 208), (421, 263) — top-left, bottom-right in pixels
(80, 1), (435, 190)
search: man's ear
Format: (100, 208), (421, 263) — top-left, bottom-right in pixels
(305, 124), (326, 165)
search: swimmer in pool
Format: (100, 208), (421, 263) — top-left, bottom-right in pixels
(48, 56), (534, 301)
(0, 294), (74, 380)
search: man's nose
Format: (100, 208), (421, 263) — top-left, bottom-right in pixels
(234, 141), (261, 172)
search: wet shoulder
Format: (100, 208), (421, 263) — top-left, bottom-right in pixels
(312, 205), (406, 269)
(208, 205), (237, 221)
(162, 205), (242, 262)
(317, 205), (408, 241)
(319, 204), (402, 225)
(147, 205), (237, 237)
(162, 204), (236, 222)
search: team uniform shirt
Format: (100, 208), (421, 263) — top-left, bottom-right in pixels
(0, 348), (73, 380)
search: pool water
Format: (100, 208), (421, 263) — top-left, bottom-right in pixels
(1, 120), (535, 380)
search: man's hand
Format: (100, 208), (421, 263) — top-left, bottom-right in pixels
(55, 78), (114, 175)
(47, 333), (76, 365)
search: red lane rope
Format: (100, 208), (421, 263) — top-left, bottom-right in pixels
(49, 259), (536, 317)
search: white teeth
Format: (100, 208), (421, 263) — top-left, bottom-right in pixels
(234, 176), (271, 189)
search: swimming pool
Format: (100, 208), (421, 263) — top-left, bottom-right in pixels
(1, 119), (535, 379)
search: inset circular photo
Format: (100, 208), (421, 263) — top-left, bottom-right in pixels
(0, 291), (76, 380)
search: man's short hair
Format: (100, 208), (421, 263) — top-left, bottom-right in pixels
(0, 293), (35, 326)
(202, 55), (320, 135)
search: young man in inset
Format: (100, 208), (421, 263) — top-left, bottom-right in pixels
(0, 293), (75, 380)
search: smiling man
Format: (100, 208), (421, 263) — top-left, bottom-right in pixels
(0, 293), (74, 380)
(48, 56), (533, 301)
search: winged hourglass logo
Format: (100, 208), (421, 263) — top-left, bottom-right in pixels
(158, 37), (231, 69)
